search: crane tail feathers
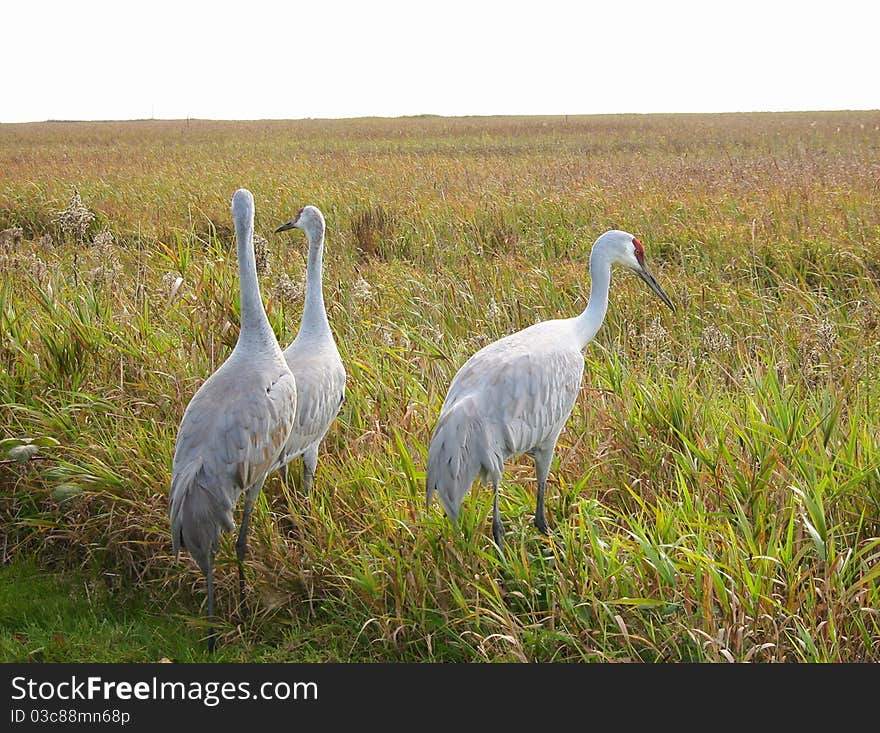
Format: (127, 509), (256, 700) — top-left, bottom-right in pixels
(169, 457), (235, 575)
(426, 399), (494, 527)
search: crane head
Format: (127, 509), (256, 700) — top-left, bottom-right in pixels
(231, 188), (255, 221)
(599, 230), (674, 312)
(274, 205), (325, 234)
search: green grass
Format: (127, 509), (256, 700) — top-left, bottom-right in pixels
(0, 558), (205, 662)
(1, 111), (880, 662)
(0, 557), (414, 662)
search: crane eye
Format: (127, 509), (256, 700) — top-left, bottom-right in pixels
(632, 236), (645, 263)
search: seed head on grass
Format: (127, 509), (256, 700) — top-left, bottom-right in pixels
(90, 259), (123, 290)
(853, 300), (879, 333)
(814, 318), (838, 351)
(274, 273), (305, 303)
(631, 315), (671, 365)
(88, 227), (122, 290)
(92, 226), (114, 250)
(54, 188), (95, 243)
(352, 276), (374, 303)
(0, 227), (24, 249)
(486, 297), (501, 321)
(160, 271), (185, 303)
(699, 324), (732, 359)
(0, 245), (49, 284)
(797, 316), (839, 385)
(26, 253), (50, 284)
(253, 233), (270, 276)
(34, 254), (51, 282)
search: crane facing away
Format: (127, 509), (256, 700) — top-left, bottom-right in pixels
(426, 230), (673, 547)
(169, 189), (297, 652)
(273, 205), (346, 492)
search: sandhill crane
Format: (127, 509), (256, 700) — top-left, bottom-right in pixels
(273, 205), (346, 493)
(426, 230), (673, 547)
(169, 188), (297, 652)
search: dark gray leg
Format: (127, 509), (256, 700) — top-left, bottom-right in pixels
(281, 462), (289, 486)
(302, 446), (318, 496)
(236, 478), (265, 619)
(235, 501), (254, 618)
(206, 561), (216, 654)
(535, 482), (548, 535)
(492, 481), (504, 548)
(533, 446), (555, 535)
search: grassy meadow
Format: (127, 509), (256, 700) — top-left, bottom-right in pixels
(1, 112), (879, 662)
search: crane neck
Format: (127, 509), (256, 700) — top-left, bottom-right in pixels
(234, 208), (275, 349)
(298, 217), (331, 341)
(573, 247), (612, 349)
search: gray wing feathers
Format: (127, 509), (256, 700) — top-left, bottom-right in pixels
(277, 349), (345, 466)
(426, 396), (500, 524)
(169, 456), (236, 575)
(445, 342), (584, 447)
(169, 366), (296, 572)
(294, 365), (345, 436)
(507, 352), (583, 450)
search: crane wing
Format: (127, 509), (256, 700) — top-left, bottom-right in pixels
(169, 365), (296, 567)
(277, 347), (346, 465)
(442, 336), (585, 455)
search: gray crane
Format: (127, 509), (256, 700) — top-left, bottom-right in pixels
(169, 188), (297, 652)
(273, 205), (346, 494)
(426, 230), (674, 547)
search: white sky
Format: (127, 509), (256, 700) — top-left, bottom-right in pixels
(2, 0), (878, 123)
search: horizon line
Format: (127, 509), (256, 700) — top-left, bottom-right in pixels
(3, 108), (880, 125)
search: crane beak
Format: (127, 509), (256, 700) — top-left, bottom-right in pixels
(274, 220), (296, 234)
(637, 264), (675, 312)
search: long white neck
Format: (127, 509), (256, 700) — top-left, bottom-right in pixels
(298, 216), (331, 341)
(573, 246), (612, 349)
(234, 203), (275, 348)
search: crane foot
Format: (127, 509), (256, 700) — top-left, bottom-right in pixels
(534, 514), (549, 535)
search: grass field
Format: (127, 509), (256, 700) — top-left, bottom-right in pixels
(1, 111), (879, 662)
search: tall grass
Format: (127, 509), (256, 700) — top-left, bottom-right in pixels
(1, 111), (879, 661)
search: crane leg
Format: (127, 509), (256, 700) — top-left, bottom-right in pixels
(535, 481), (548, 535)
(533, 446), (554, 535)
(235, 503), (254, 619)
(492, 481), (504, 548)
(302, 446), (318, 496)
(236, 479), (264, 620)
(281, 462), (289, 486)
(206, 561), (216, 654)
